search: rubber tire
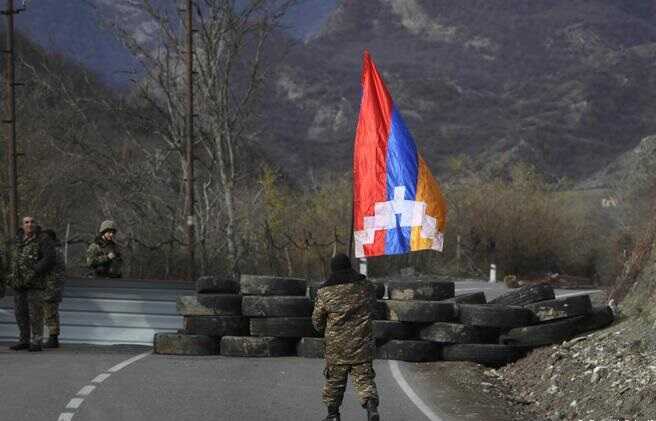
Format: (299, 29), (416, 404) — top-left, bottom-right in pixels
(388, 281), (455, 301)
(373, 300), (388, 320)
(372, 282), (386, 299)
(242, 296), (312, 317)
(176, 294), (242, 316)
(442, 344), (529, 366)
(524, 294), (592, 322)
(153, 333), (218, 355)
(382, 300), (457, 322)
(296, 337), (325, 358)
(308, 283), (321, 301)
(309, 282), (385, 301)
(250, 317), (318, 338)
(195, 275), (239, 294)
(576, 306), (614, 334)
(240, 275), (306, 296)
(489, 283), (555, 306)
(376, 340), (440, 362)
(220, 336), (294, 357)
(419, 322), (500, 344)
(374, 320), (416, 340)
(183, 316), (248, 337)
(459, 304), (535, 328)
(443, 291), (487, 305)
(500, 316), (586, 347)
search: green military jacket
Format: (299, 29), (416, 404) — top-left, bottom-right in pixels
(7, 231), (55, 290)
(312, 279), (377, 365)
(44, 245), (66, 302)
(0, 253), (5, 298)
(86, 237), (122, 277)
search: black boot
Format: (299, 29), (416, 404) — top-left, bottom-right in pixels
(44, 335), (59, 349)
(29, 343), (42, 352)
(322, 406), (340, 421)
(9, 342), (30, 351)
(366, 400), (379, 421)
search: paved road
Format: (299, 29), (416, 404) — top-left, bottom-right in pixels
(0, 278), (605, 421)
(2, 344), (520, 421)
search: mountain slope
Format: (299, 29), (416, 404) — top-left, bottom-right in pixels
(8, 0), (656, 182)
(11, 0), (336, 86)
(260, 0), (656, 180)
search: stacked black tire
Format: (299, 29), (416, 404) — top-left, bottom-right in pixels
(492, 285), (615, 349)
(228, 275), (310, 357)
(374, 281), (614, 366)
(155, 275), (311, 356)
(373, 280), (456, 362)
(436, 283), (614, 366)
(154, 275), (245, 355)
(154, 277), (615, 367)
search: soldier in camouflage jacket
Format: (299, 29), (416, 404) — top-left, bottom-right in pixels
(312, 253), (380, 421)
(0, 252), (5, 299)
(86, 220), (122, 278)
(42, 229), (66, 348)
(6, 217), (55, 351)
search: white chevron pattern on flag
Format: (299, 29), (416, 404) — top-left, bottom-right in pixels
(354, 186), (444, 257)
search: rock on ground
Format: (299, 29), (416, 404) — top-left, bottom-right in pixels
(493, 319), (656, 421)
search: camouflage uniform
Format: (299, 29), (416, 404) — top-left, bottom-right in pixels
(43, 243), (66, 336)
(86, 221), (122, 278)
(312, 257), (379, 411)
(7, 229), (55, 345)
(0, 253), (5, 299)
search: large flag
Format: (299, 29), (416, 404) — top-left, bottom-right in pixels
(353, 51), (447, 258)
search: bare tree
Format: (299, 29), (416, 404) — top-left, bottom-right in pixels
(108, 0), (296, 274)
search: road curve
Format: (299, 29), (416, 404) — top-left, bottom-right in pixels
(72, 355), (433, 421)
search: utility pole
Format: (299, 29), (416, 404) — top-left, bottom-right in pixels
(2, 0), (21, 239)
(184, 0), (195, 282)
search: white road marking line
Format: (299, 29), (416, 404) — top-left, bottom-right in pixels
(57, 352), (151, 421)
(91, 373), (111, 384)
(77, 385), (96, 396)
(454, 288), (484, 292)
(107, 351), (150, 373)
(388, 360), (444, 421)
(66, 398), (84, 409)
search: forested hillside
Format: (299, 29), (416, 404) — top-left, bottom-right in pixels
(0, 0), (655, 282)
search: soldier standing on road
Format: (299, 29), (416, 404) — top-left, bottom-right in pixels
(7, 216), (55, 352)
(312, 253), (380, 421)
(86, 220), (123, 278)
(42, 229), (66, 348)
(0, 251), (5, 300)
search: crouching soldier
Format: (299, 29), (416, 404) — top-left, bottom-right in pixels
(312, 253), (380, 421)
(42, 230), (66, 348)
(86, 220), (122, 278)
(7, 216), (55, 351)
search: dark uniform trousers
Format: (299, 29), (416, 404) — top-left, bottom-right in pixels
(323, 361), (379, 408)
(14, 288), (45, 344)
(43, 302), (60, 336)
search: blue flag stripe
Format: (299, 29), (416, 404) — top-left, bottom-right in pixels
(384, 107), (419, 254)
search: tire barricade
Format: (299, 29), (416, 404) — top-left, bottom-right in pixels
(154, 277), (614, 366)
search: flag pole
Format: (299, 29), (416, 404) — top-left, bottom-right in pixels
(350, 50), (366, 267)
(350, 184), (368, 275)
(348, 209), (354, 261)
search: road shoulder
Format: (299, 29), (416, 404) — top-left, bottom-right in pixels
(397, 360), (530, 421)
